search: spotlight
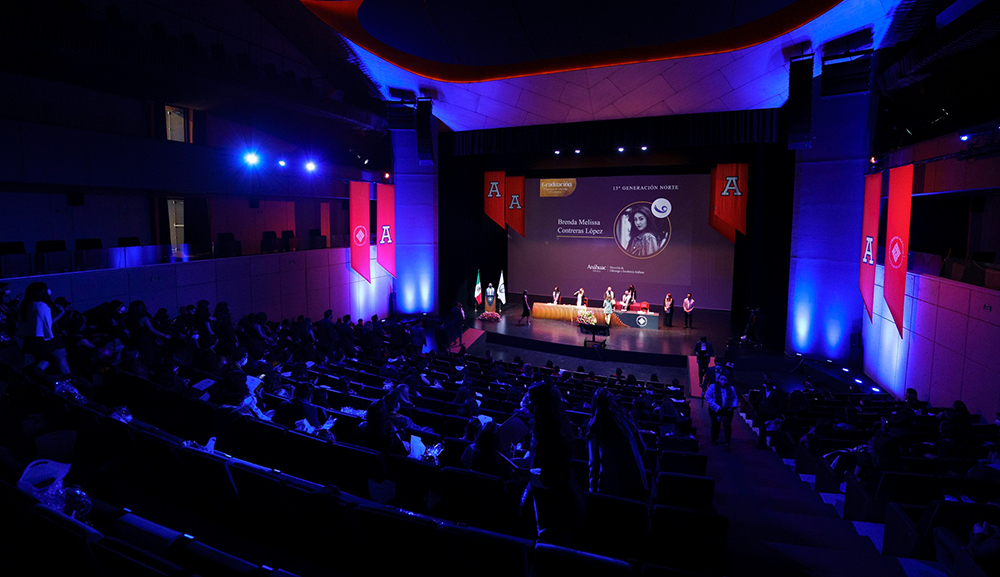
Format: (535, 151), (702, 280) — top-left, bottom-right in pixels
(618, 147), (625, 153)
(841, 367), (849, 372)
(384, 172), (391, 179)
(870, 386), (879, 392)
(363, 159), (369, 165)
(574, 149), (581, 154)
(869, 156), (877, 164)
(854, 378), (863, 384)
(795, 353), (802, 356)
(554, 150), (560, 155)
(243, 152), (259, 166)
(305, 161), (317, 172)
(278, 160), (286, 167)
(641, 146), (648, 151)
(960, 135), (969, 141)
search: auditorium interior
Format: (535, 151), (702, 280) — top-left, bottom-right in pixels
(1, 0), (998, 575)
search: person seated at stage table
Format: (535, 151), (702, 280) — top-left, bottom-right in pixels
(574, 288), (585, 307)
(552, 287), (561, 304)
(620, 287), (635, 309)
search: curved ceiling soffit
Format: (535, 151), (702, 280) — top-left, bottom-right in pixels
(299, 0), (844, 83)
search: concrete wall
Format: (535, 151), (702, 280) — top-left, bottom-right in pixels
(785, 79), (869, 362)
(1, 247), (392, 325)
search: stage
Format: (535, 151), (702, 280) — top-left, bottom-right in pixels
(470, 306), (735, 367)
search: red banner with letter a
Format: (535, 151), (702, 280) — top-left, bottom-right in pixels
(505, 175), (525, 236)
(859, 173), (881, 322)
(713, 163), (748, 236)
(349, 181), (370, 283)
(709, 166), (735, 243)
(484, 171), (505, 229)
(376, 183), (395, 277)
(884, 165), (913, 337)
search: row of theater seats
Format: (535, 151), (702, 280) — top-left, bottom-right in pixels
(85, 347), (728, 575)
(2, 360), (731, 577)
(744, 391), (997, 576)
(0, 238), (142, 277)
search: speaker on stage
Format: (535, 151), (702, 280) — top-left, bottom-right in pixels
(416, 99), (434, 166)
(787, 57), (813, 150)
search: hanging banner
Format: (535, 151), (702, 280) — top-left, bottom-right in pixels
(505, 175), (525, 236)
(709, 166), (736, 243)
(376, 183), (395, 277)
(884, 164), (913, 337)
(349, 181), (371, 283)
(484, 171), (506, 229)
(713, 163), (748, 236)
(859, 173), (881, 322)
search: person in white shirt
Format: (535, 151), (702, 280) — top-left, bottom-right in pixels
(17, 281), (70, 376)
(682, 293), (695, 328)
(574, 288), (585, 307)
(705, 372), (738, 451)
(605, 286), (614, 303)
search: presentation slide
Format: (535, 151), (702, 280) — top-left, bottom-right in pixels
(509, 174), (734, 310)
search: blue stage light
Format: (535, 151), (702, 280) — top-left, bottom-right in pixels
(243, 152), (259, 166)
(618, 147), (625, 152)
(870, 386), (879, 392)
(960, 135), (969, 141)
(574, 149), (581, 154)
(842, 367), (849, 372)
(641, 146), (648, 151)
(855, 378), (863, 384)
(278, 160), (286, 167)
(305, 161), (317, 172)
(554, 150), (560, 155)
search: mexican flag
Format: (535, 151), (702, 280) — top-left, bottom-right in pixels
(474, 270), (482, 304)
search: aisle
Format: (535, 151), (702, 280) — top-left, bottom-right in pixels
(689, 398), (908, 577)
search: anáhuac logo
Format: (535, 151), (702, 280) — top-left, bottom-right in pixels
(636, 315), (648, 327)
(587, 264), (607, 271)
(353, 225), (368, 247)
(888, 236), (905, 269)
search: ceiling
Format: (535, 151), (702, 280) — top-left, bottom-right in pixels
(301, 0), (903, 132)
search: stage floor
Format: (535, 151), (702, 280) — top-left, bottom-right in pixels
(470, 306), (735, 367)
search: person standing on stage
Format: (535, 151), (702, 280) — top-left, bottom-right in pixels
(683, 293), (695, 328)
(628, 284), (637, 304)
(706, 372), (738, 452)
(552, 287), (561, 304)
(605, 286), (614, 304)
(450, 301), (466, 347)
(603, 295), (614, 325)
(663, 293), (674, 327)
(519, 290), (531, 326)
(574, 288), (586, 307)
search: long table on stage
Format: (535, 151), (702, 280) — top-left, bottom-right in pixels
(532, 302), (609, 324)
(616, 310), (659, 329)
(532, 302), (660, 330)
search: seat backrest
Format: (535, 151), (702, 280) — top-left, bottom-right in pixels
(656, 472), (715, 510)
(531, 542), (631, 577)
(118, 236), (141, 247)
(0, 241), (26, 255)
(281, 230), (295, 238)
(261, 231), (277, 240)
(36, 240), (68, 253)
(76, 238), (102, 250)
